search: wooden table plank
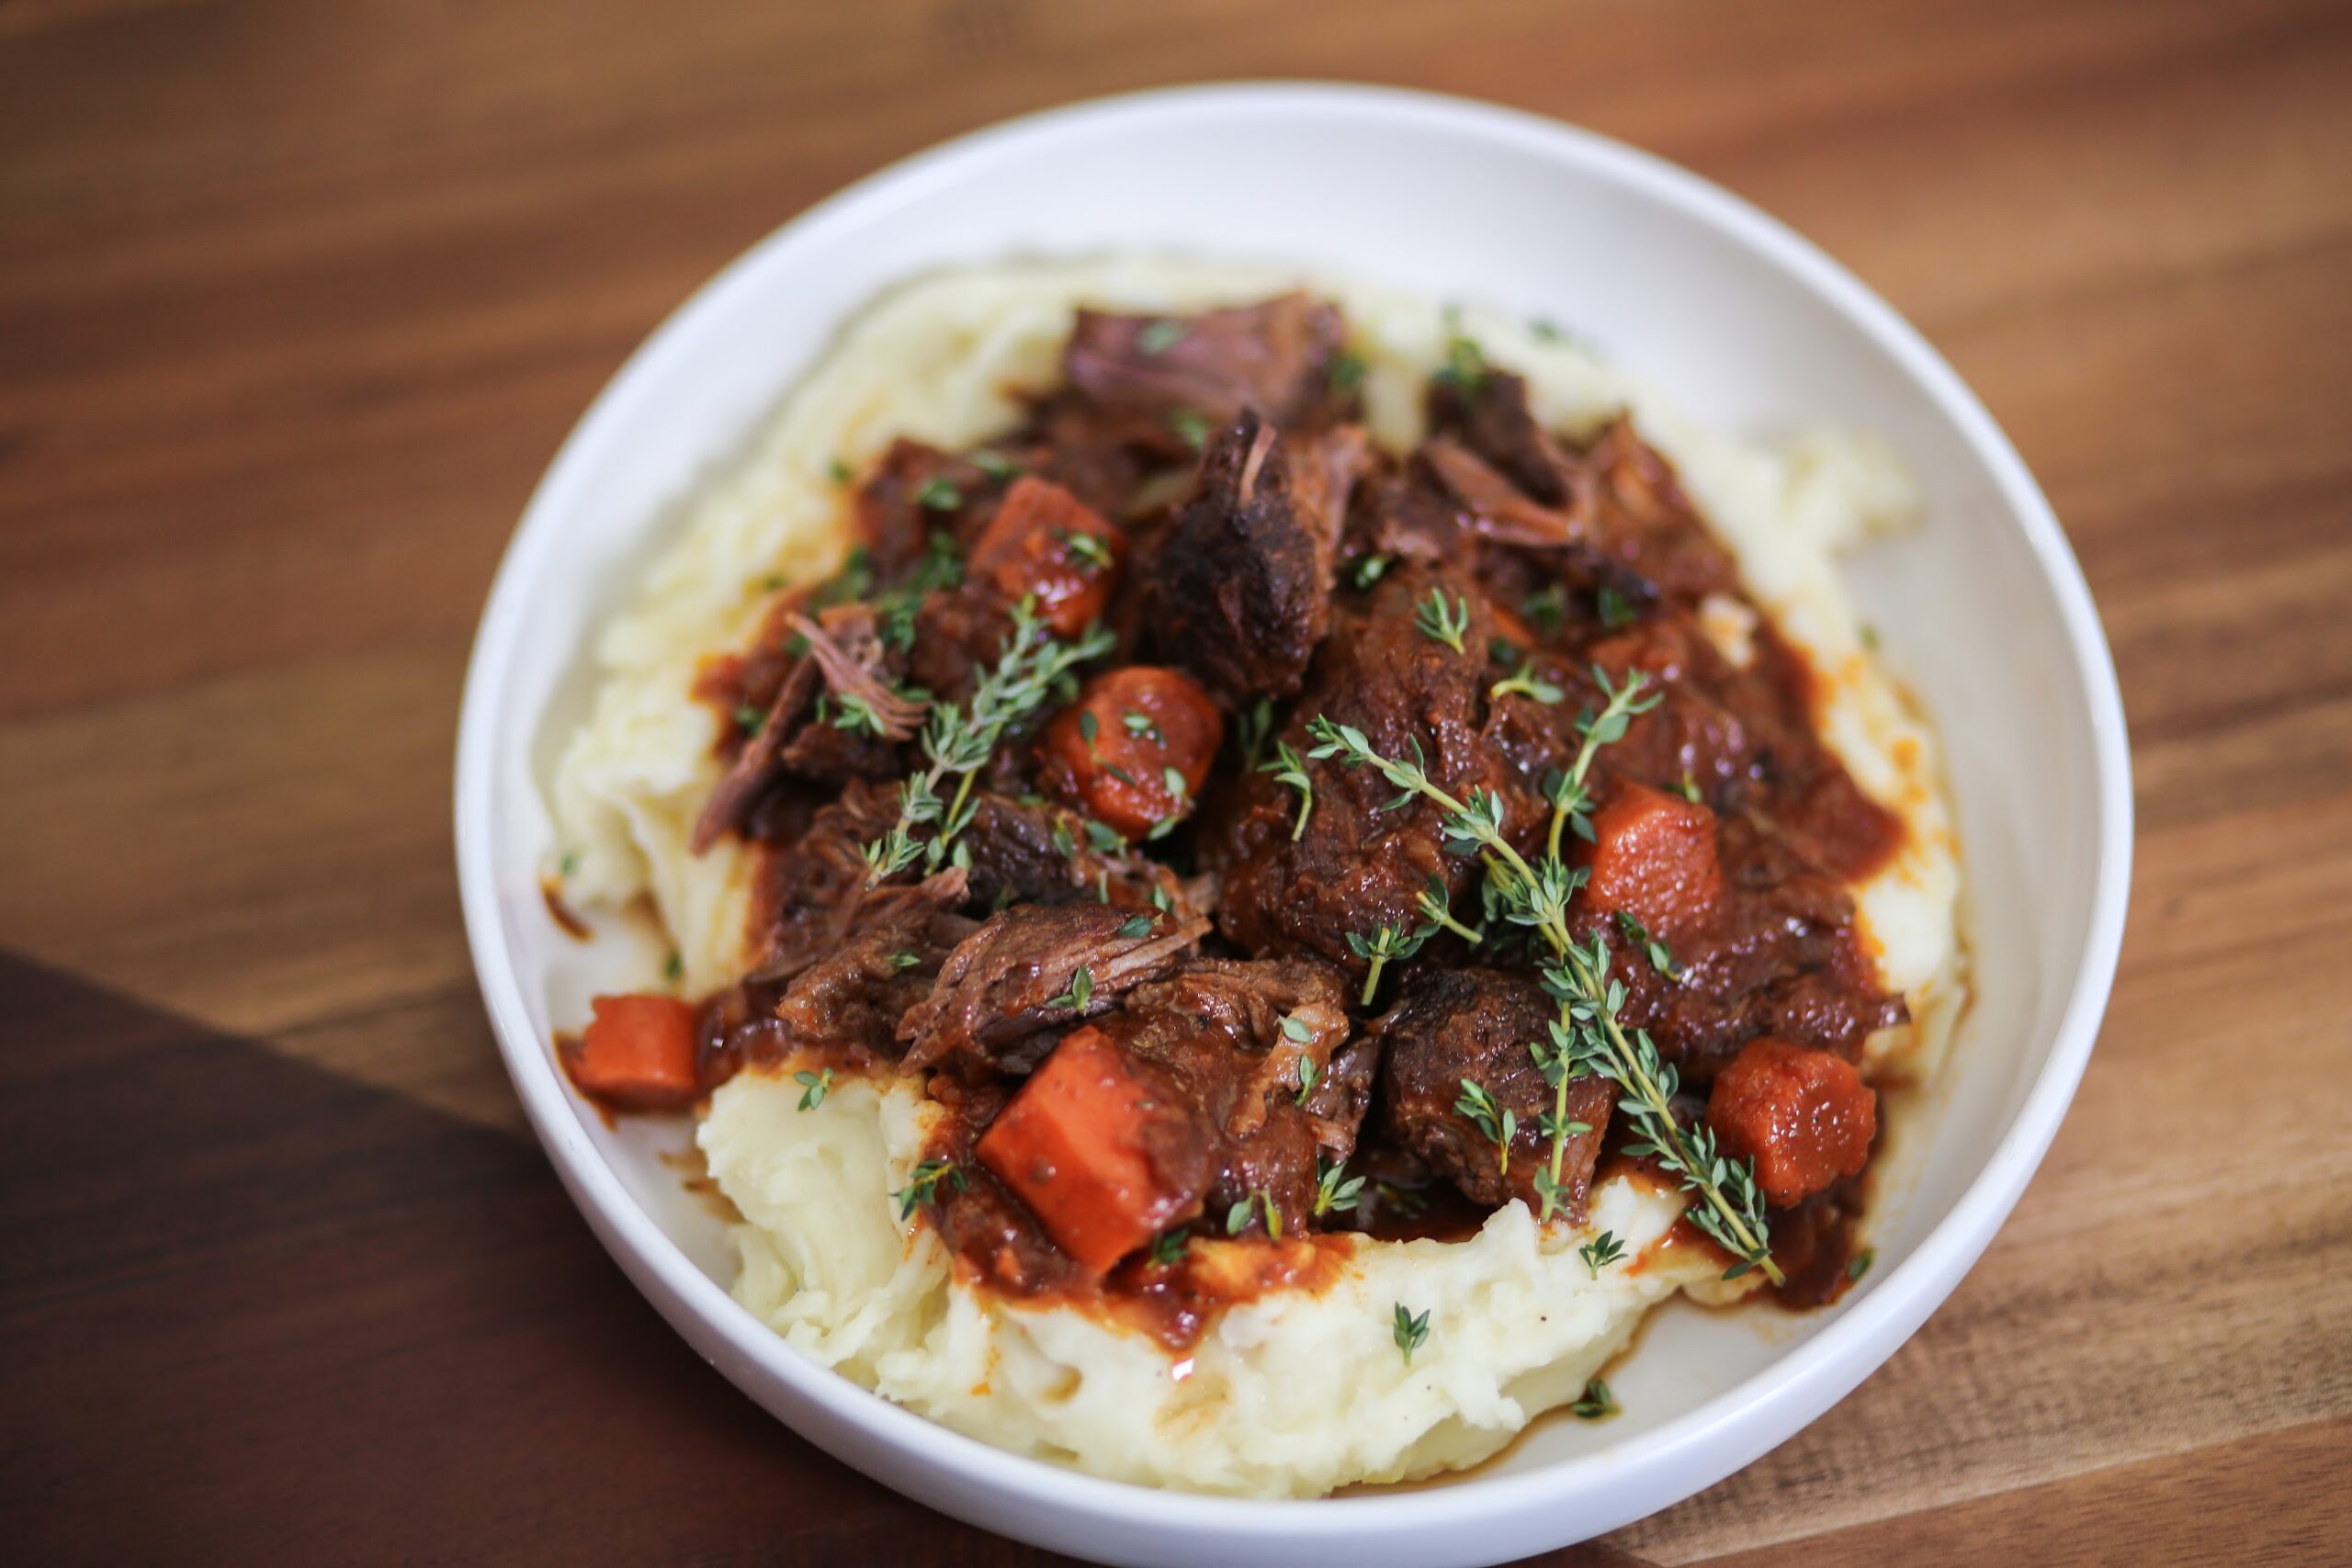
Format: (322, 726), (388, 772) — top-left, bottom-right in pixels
(3, 1), (2347, 1562)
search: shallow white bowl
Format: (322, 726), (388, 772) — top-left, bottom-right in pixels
(455, 84), (2132, 1568)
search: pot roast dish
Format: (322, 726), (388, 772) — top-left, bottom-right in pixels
(545, 262), (1965, 1496)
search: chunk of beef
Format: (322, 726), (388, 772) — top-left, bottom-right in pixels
(1099, 956), (1357, 1235)
(1150, 412), (1366, 703)
(1301, 1032), (1382, 1159)
(1063, 293), (1348, 430)
(854, 438), (1019, 574)
(693, 654), (818, 852)
(692, 603), (920, 851)
(768, 870), (976, 1065)
(956, 792), (1204, 920)
(1426, 367), (1586, 505)
(1376, 967), (1616, 1219)
(1419, 434), (1591, 549)
(898, 903), (1211, 1073)
(741, 779), (901, 984)
(1205, 564), (1506, 977)
(1604, 809), (1906, 1085)
(1579, 418), (1741, 603)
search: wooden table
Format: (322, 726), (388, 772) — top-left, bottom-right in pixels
(6, 1), (2347, 1562)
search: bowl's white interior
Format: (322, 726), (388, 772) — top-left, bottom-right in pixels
(465, 87), (2117, 1544)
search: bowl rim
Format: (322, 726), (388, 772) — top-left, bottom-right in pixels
(454, 80), (2133, 1541)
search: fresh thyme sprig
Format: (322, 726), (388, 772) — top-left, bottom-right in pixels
(1345, 919), (1431, 1006)
(1415, 873), (1485, 944)
(1292, 1026), (1322, 1107)
(794, 1067), (833, 1111)
(1578, 1229), (1626, 1279)
(1414, 587), (1473, 653)
(1045, 964), (1094, 1012)
(1238, 698), (1276, 768)
(865, 598), (1114, 885)
(891, 1158), (964, 1220)
(1060, 528), (1114, 570)
(1259, 740), (1315, 840)
(1454, 1078), (1517, 1176)
(1614, 910), (1681, 980)
(1491, 666), (1565, 705)
(1393, 1302), (1431, 1364)
(1542, 667), (1664, 860)
(1526, 1032), (1595, 1222)
(1305, 698), (1782, 1284)
(1226, 1190), (1282, 1240)
(1314, 1156), (1366, 1217)
(1151, 1229), (1189, 1266)
(1570, 1377), (1617, 1420)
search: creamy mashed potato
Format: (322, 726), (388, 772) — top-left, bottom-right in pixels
(701, 1062), (1729, 1495)
(548, 258), (1966, 1495)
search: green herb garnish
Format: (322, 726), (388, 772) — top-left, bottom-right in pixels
(1414, 587), (1472, 654)
(1393, 1303), (1431, 1364)
(891, 1158), (964, 1220)
(1579, 1230), (1627, 1279)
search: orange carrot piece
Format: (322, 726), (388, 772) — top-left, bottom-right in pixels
(1705, 1037), (1876, 1208)
(560, 993), (701, 1112)
(1582, 781), (1723, 942)
(975, 1026), (1200, 1274)
(1036, 665), (1225, 840)
(967, 476), (1120, 638)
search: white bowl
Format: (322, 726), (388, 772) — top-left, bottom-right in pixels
(455, 84), (2132, 1568)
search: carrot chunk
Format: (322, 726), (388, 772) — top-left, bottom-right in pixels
(967, 476), (1120, 637)
(1036, 665), (1225, 840)
(1705, 1037), (1876, 1208)
(975, 1026), (1203, 1274)
(560, 994), (702, 1112)
(1582, 781), (1723, 941)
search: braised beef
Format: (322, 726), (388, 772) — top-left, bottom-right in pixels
(1206, 563), (1507, 977)
(770, 870), (976, 1064)
(1063, 293), (1348, 430)
(741, 779), (902, 984)
(693, 653), (819, 852)
(1376, 967), (1615, 1219)
(899, 903), (1211, 1073)
(955, 792), (1203, 919)
(1149, 411), (1363, 704)
(1426, 365), (1587, 512)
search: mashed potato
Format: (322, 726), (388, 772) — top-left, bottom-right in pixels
(701, 1061), (1729, 1495)
(548, 258), (1966, 1495)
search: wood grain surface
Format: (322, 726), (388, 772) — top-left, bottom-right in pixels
(4, 1), (2347, 1563)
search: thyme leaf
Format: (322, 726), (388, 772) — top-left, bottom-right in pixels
(1259, 739), (1315, 841)
(1413, 587), (1472, 653)
(1393, 1302), (1431, 1364)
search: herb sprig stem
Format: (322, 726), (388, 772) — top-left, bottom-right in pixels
(865, 598), (1113, 884)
